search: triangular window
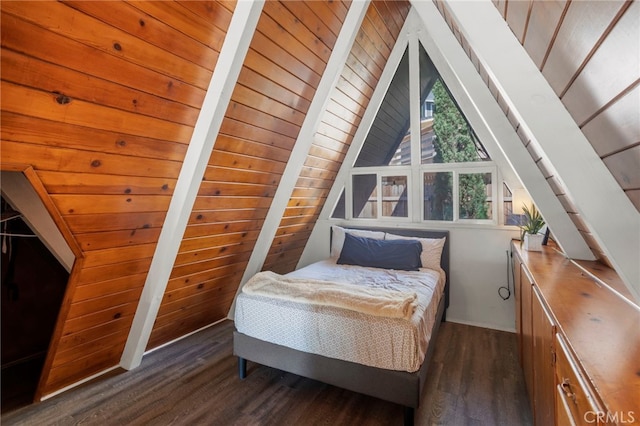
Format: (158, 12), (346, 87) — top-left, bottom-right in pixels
(336, 38), (497, 224)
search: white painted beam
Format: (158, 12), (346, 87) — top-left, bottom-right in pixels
(120, 0), (265, 370)
(228, 0), (372, 318)
(444, 0), (639, 301)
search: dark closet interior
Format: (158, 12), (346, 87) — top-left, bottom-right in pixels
(1, 197), (68, 413)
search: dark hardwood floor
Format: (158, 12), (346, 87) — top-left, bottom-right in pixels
(1, 320), (532, 425)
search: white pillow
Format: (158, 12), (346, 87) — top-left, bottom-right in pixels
(331, 225), (385, 258)
(384, 232), (446, 271)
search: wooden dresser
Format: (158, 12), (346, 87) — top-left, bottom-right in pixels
(511, 241), (640, 426)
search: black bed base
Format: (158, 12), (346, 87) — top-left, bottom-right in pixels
(234, 296), (446, 426)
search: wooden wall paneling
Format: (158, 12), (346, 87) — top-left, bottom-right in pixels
(581, 84), (640, 158)
(147, 294), (235, 348)
(0, 12), (205, 108)
(169, 253), (253, 284)
(337, 65), (375, 105)
(1, 113), (188, 162)
(64, 212), (167, 235)
(252, 16), (322, 87)
(603, 145), (640, 191)
(241, 46), (318, 104)
(64, 1), (222, 70)
(74, 228), (162, 252)
(197, 177), (276, 200)
(72, 273), (147, 305)
(261, 1), (411, 274)
(2, 0), (230, 397)
(45, 339), (128, 393)
(176, 1), (236, 33)
(219, 117), (298, 151)
(0, 50), (201, 127)
(182, 219), (265, 240)
(2, 1), (212, 89)
(75, 258), (154, 288)
(207, 151), (287, 176)
(214, 134), (292, 163)
(522, 0), (568, 69)
(561, 1), (639, 126)
(1, 82), (194, 143)
(0, 141), (183, 179)
(51, 194), (171, 216)
(542, 0), (628, 96)
(176, 230), (262, 255)
(281, 1), (340, 48)
(38, 172), (176, 196)
(161, 273), (245, 310)
(150, 0), (352, 349)
(504, 0), (531, 44)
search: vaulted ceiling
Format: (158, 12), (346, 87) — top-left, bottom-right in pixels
(1, 0), (637, 399)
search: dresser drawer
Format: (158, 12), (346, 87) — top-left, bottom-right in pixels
(555, 334), (605, 426)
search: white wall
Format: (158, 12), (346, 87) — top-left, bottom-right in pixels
(300, 220), (520, 332)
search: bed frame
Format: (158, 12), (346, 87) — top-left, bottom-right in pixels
(233, 227), (450, 426)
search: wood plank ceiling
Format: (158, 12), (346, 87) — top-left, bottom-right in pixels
(1, 0), (411, 398)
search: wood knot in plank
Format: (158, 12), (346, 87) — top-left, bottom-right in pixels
(91, 160), (101, 168)
(54, 92), (72, 105)
(113, 42), (122, 51)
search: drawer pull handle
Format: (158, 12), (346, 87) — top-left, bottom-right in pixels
(561, 378), (577, 404)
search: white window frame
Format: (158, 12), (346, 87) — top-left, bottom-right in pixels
(342, 26), (501, 227)
(348, 166), (413, 222)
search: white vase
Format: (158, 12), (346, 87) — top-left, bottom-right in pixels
(524, 233), (544, 251)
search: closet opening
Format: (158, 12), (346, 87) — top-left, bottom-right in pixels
(1, 171), (73, 413)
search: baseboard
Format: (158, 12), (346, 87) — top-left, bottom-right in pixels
(40, 365), (121, 401)
(445, 317), (516, 333)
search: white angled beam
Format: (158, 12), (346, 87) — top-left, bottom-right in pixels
(444, 0), (639, 301)
(120, 0), (265, 370)
(227, 0), (372, 318)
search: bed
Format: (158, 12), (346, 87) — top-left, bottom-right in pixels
(233, 226), (450, 426)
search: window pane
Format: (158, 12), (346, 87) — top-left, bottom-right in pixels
(431, 79), (490, 164)
(356, 48), (410, 167)
(459, 172), (492, 220)
(331, 189), (346, 219)
(352, 174), (377, 218)
(381, 175), (408, 217)
(419, 44), (438, 164)
(424, 172), (452, 221)
(503, 183), (519, 225)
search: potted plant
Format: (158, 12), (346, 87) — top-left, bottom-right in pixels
(519, 203), (545, 251)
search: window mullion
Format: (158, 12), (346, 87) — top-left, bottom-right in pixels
(409, 29), (421, 221)
(453, 171), (460, 222)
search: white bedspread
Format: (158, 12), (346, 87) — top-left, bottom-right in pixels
(234, 259), (445, 372)
(242, 270), (418, 319)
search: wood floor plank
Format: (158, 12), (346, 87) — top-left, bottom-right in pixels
(2, 321), (532, 426)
